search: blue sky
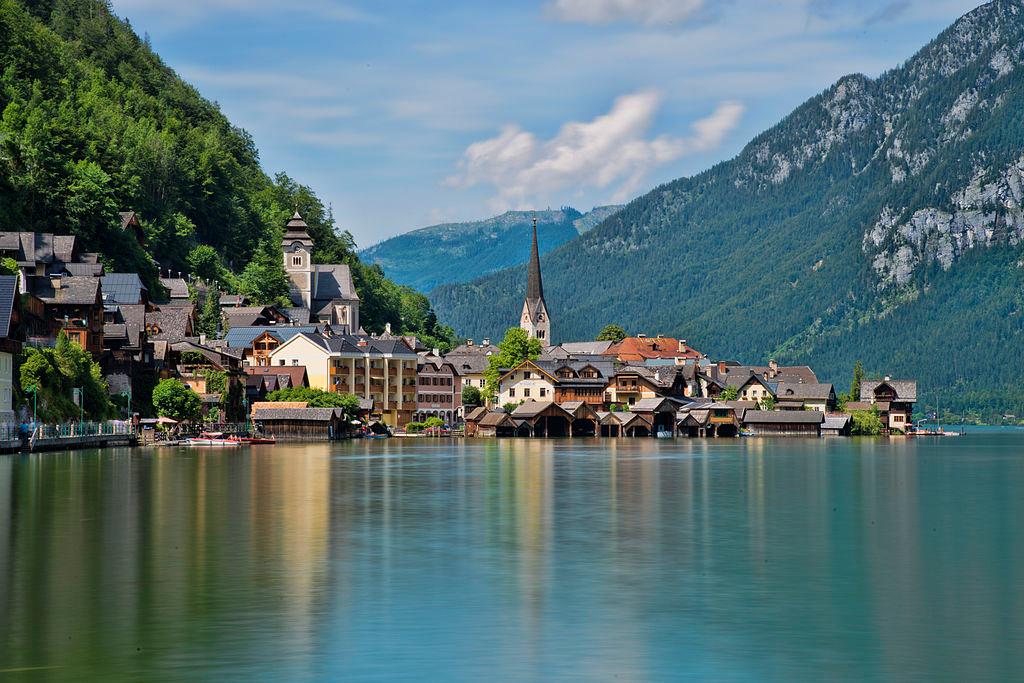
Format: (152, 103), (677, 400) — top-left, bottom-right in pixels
(110, 0), (981, 248)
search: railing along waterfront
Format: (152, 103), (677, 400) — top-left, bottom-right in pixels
(32, 421), (133, 440)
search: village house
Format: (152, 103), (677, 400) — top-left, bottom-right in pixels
(775, 382), (836, 412)
(23, 274), (105, 355)
(223, 325), (322, 366)
(856, 379), (918, 432)
(268, 332), (418, 427)
(605, 365), (689, 407)
(743, 410), (825, 436)
(415, 353), (460, 424)
(496, 360), (558, 406)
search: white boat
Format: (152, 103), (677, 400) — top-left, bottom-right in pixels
(185, 432), (241, 447)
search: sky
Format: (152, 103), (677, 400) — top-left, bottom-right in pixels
(109, 0), (982, 248)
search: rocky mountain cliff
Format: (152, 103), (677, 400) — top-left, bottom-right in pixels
(432, 0), (1024, 418)
(360, 205), (620, 292)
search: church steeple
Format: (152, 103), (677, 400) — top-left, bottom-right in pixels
(520, 215), (551, 342)
(526, 216), (543, 302)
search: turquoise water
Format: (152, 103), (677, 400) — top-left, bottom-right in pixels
(2, 433), (1024, 681)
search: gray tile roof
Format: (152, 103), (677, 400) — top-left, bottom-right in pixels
(281, 307), (312, 324)
(159, 277), (190, 299)
(776, 382), (834, 401)
(861, 380), (917, 402)
(252, 407), (344, 422)
(64, 262), (104, 277)
(0, 275), (16, 339)
(146, 306), (193, 341)
(27, 275), (100, 305)
(313, 264), (357, 300)
(743, 410), (824, 424)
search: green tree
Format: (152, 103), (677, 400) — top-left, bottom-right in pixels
(719, 386), (739, 401)
(461, 385), (482, 406)
(0, 258), (19, 276)
(152, 378), (201, 422)
(483, 328), (542, 398)
(187, 245), (229, 287)
(759, 395), (776, 411)
(424, 416), (445, 429)
(851, 408), (884, 436)
(18, 332), (114, 421)
(850, 360), (864, 403)
(238, 240), (291, 306)
(596, 324), (627, 343)
(193, 286), (221, 338)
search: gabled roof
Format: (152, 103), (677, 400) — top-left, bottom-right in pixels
(464, 406), (489, 422)
(253, 407), (344, 422)
(499, 359), (558, 384)
(159, 277), (190, 300)
(63, 262), (104, 277)
(861, 380), (917, 402)
(281, 307), (312, 324)
(223, 325), (321, 349)
(743, 410), (824, 424)
(604, 336), (702, 361)
(26, 275), (100, 306)
(724, 370), (777, 393)
(725, 365), (818, 385)
(511, 400), (571, 420)
(146, 305), (194, 341)
(479, 411), (514, 428)
(776, 382), (835, 401)
(631, 397), (685, 413)
(0, 275), (17, 339)
(244, 365), (309, 388)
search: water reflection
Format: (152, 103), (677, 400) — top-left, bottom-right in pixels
(1, 435), (1024, 680)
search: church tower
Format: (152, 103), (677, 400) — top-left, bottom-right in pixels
(282, 211), (314, 308)
(520, 216), (551, 342)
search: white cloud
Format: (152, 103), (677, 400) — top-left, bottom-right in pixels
(446, 91), (743, 210)
(112, 0), (371, 27)
(547, 0), (706, 25)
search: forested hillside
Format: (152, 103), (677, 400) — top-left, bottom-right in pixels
(432, 0), (1024, 419)
(0, 0), (454, 348)
(360, 206), (620, 292)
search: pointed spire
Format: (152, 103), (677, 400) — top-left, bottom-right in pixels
(526, 215), (543, 302)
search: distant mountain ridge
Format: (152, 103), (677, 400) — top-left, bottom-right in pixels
(431, 0), (1024, 419)
(360, 205), (620, 292)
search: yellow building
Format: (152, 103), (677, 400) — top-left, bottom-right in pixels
(269, 332), (418, 427)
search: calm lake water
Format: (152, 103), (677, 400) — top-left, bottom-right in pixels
(2, 432), (1024, 681)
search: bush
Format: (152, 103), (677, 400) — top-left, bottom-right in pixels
(406, 421), (425, 433)
(851, 409), (884, 436)
(424, 416), (445, 429)
(18, 332), (114, 422)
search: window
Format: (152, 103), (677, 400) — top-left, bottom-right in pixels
(291, 359), (298, 366)
(539, 388), (546, 397)
(538, 330), (545, 339)
(524, 388), (531, 398)
(893, 414), (905, 423)
(279, 360), (285, 366)
(509, 388), (516, 397)
(292, 256), (302, 266)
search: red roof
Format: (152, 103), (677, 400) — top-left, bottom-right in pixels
(243, 365), (309, 388)
(604, 336), (701, 362)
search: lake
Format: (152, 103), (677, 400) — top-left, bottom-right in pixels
(2, 432), (1024, 681)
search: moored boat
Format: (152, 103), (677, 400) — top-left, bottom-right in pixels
(185, 432), (241, 447)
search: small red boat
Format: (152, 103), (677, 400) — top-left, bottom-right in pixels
(236, 436), (277, 445)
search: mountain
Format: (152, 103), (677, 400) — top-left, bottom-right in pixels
(0, 0), (454, 347)
(432, 0), (1024, 419)
(360, 206), (621, 292)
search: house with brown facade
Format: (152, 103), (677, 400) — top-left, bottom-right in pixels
(857, 379), (918, 433)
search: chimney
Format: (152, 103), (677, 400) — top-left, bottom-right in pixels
(884, 375), (891, 382)
(768, 359), (778, 379)
(199, 333), (207, 345)
(433, 347), (439, 357)
(50, 273), (62, 290)
(678, 339), (688, 353)
(384, 322), (392, 334)
(466, 339), (474, 347)
(718, 361), (727, 374)
(482, 338), (490, 346)
(637, 333), (647, 338)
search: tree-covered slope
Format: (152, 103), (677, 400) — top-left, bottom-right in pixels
(432, 0), (1024, 418)
(360, 205), (620, 292)
(0, 0), (453, 347)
